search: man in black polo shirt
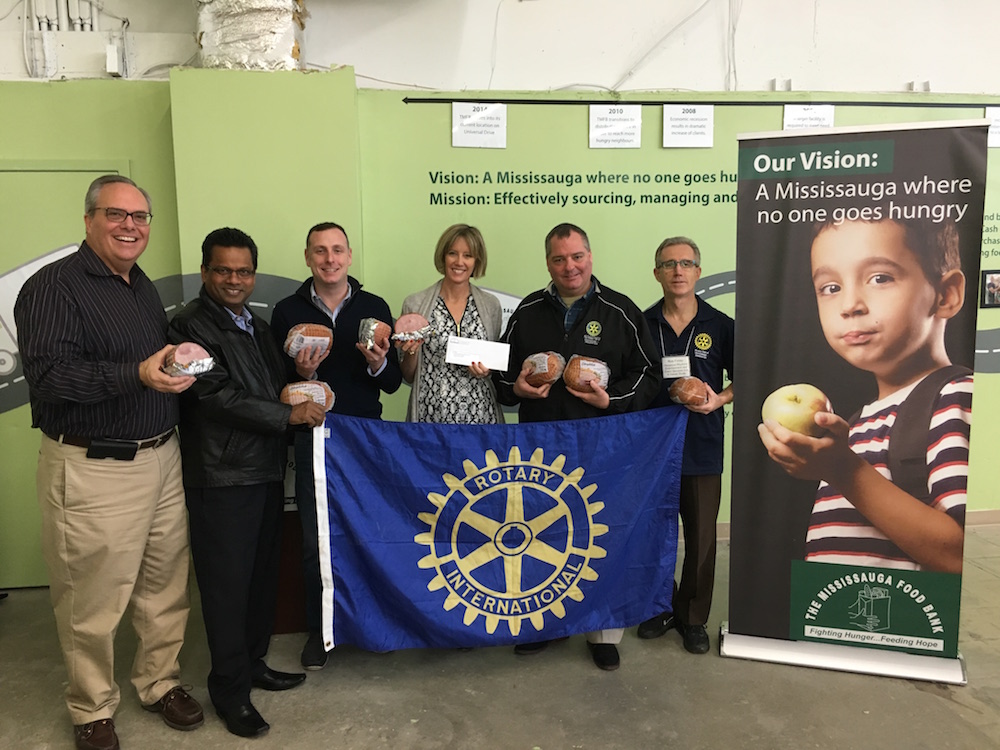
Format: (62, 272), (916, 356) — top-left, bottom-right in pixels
(15, 175), (204, 750)
(638, 236), (734, 655)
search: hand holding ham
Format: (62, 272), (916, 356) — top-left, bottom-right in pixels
(566, 379), (610, 409)
(141, 345), (196, 394)
(288, 401), (326, 428)
(294, 344), (330, 380)
(686, 383), (723, 415)
(356, 335), (389, 372)
(513, 363), (551, 399)
(392, 313), (433, 356)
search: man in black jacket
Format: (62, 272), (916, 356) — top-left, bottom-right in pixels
(168, 228), (325, 738)
(495, 222), (661, 670)
(270, 221), (402, 669)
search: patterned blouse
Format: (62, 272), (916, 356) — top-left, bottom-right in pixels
(415, 295), (500, 424)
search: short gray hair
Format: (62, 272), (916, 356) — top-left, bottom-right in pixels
(85, 175), (152, 215)
(655, 236), (700, 266)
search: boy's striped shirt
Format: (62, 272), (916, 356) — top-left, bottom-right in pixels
(805, 373), (972, 570)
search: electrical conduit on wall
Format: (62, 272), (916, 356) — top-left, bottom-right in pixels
(29, 0), (97, 31)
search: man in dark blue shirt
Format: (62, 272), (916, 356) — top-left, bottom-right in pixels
(639, 236), (734, 654)
(270, 221), (402, 670)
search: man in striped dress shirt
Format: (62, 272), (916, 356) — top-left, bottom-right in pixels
(758, 216), (969, 574)
(15, 175), (204, 750)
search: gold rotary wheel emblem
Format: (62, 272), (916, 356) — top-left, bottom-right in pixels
(586, 321), (602, 337)
(415, 447), (607, 636)
(694, 333), (712, 350)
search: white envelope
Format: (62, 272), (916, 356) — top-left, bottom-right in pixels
(444, 335), (511, 371)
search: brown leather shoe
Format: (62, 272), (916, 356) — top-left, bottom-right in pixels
(74, 719), (119, 750)
(142, 686), (204, 730)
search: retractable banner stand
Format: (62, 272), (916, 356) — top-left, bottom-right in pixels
(724, 121), (988, 683)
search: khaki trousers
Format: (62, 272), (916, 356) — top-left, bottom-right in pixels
(587, 628), (624, 644)
(37, 433), (191, 725)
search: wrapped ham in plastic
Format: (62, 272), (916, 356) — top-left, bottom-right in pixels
(523, 351), (566, 387)
(563, 354), (610, 392)
(283, 323), (334, 357)
(668, 376), (709, 406)
(280, 381), (335, 411)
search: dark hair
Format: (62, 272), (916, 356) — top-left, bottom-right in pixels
(812, 216), (960, 283)
(306, 222), (350, 249)
(655, 236), (701, 266)
(544, 223), (590, 257)
(201, 227), (258, 269)
(434, 224), (488, 278)
(85, 174), (152, 214)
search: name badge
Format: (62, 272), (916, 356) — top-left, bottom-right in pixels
(662, 356), (690, 379)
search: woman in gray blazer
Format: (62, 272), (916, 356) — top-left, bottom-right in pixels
(398, 224), (504, 424)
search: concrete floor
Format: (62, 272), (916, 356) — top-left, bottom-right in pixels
(2, 526), (999, 750)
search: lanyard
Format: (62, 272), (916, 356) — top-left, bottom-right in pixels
(659, 320), (696, 359)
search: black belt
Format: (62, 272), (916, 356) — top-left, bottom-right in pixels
(45, 430), (175, 451)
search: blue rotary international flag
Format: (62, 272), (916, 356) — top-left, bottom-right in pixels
(312, 406), (686, 651)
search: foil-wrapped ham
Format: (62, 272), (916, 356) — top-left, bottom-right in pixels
(163, 342), (215, 376)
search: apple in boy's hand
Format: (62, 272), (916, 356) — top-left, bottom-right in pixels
(760, 384), (831, 437)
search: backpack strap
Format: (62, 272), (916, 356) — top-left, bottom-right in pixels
(888, 365), (972, 502)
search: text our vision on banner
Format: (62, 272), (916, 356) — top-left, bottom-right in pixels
(729, 121), (987, 660)
(313, 407), (686, 651)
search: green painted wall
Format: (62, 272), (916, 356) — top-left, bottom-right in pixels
(169, 68), (363, 282)
(0, 80), (182, 586)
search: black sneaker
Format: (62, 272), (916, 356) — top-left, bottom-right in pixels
(637, 612), (675, 639)
(677, 622), (710, 654)
(300, 631), (328, 670)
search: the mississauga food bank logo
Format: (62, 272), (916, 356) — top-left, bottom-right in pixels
(415, 447), (607, 636)
(792, 561), (957, 655)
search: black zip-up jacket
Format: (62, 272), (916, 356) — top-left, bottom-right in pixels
(270, 276), (401, 419)
(495, 277), (661, 422)
(168, 287), (292, 488)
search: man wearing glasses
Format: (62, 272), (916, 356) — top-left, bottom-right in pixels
(15, 175), (204, 750)
(638, 236), (734, 655)
(168, 228), (325, 738)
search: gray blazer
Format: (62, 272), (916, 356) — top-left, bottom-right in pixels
(400, 280), (505, 423)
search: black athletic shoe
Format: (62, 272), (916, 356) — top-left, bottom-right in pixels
(637, 612), (676, 639)
(677, 622), (710, 654)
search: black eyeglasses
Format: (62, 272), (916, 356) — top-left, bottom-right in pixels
(656, 259), (699, 270)
(92, 207), (153, 226)
(206, 266), (255, 279)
